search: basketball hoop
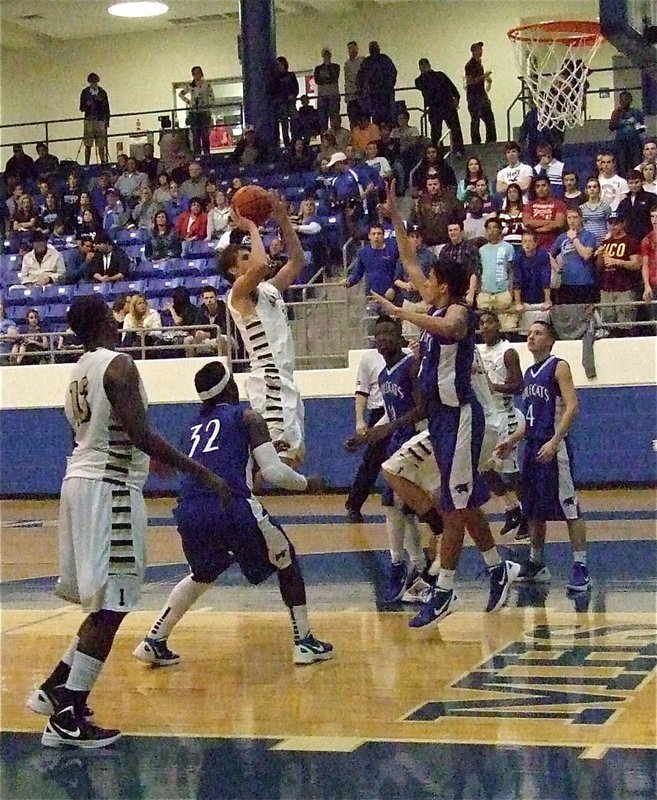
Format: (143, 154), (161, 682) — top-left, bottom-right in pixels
(507, 20), (604, 130)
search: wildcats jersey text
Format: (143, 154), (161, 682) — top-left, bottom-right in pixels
(522, 355), (565, 442)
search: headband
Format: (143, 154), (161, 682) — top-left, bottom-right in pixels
(197, 370), (231, 401)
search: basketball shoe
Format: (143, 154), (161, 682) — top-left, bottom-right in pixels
(27, 684), (93, 718)
(486, 560), (521, 612)
(132, 637), (180, 667)
(514, 517), (530, 543)
(401, 569), (432, 603)
(567, 562), (591, 592)
(383, 561), (408, 604)
(408, 587), (462, 629)
(293, 634), (334, 665)
(42, 706), (120, 749)
(500, 506), (523, 536)
(517, 560), (551, 583)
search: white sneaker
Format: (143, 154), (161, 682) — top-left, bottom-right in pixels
(401, 575), (432, 603)
(132, 637), (180, 667)
(293, 634), (334, 665)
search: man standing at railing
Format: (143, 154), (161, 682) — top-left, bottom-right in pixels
(415, 59), (464, 158)
(79, 73), (110, 166)
(464, 42), (496, 146)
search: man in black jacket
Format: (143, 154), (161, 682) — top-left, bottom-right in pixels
(87, 231), (129, 283)
(415, 59), (464, 157)
(79, 72), (110, 165)
(357, 42), (397, 125)
(618, 170), (657, 243)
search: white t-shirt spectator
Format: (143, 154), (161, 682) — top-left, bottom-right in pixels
(366, 156), (392, 178)
(496, 162), (534, 202)
(355, 349), (385, 409)
(599, 174), (629, 211)
(123, 309), (163, 336)
(534, 158), (565, 190)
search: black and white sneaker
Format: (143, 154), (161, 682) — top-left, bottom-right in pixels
(293, 634), (334, 664)
(41, 706), (121, 749)
(132, 637), (180, 667)
(500, 506), (522, 536)
(27, 684), (93, 718)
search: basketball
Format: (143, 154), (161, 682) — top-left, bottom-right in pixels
(232, 185), (272, 225)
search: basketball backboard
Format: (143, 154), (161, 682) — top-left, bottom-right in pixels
(600, 0), (657, 67)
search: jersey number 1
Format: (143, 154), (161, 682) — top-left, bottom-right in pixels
(69, 378), (91, 425)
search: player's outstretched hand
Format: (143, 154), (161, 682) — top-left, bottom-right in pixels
(377, 179), (398, 218)
(345, 432), (368, 452)
(305, 475), (328, 494)
(230, 205), (256, 233)
(369, 291), (400, 317)
(268, 193), (289, 225)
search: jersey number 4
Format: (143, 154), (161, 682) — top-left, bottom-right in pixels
(525, 403), (535, 428)
(189, 420), (221, 458)
(68, 378), (91, 426)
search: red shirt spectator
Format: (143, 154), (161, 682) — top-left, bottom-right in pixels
(175, 199), (207, 241)
(641, 219), (657, 292)
(523, 177), (566, 250)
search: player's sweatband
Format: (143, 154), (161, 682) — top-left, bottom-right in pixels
(252, 442), (308, 491)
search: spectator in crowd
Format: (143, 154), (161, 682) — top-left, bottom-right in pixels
(293, 95), (322, 143)
(375, 122), (404, 187)
(523, 176), (566, 250)
(64, 236), (96, 284)
(232, 125), (266, 167)
(163, 286), (202, 355)
(5, 183), (25, 219)
(596, 212), (641, 333)
(175, 198), (207, 253)
(518, 103), (564, 163)
(180, 161), (208, 201)
(411, 143), (457, 196)
(617, 170), (657, 243)
(513, 229), (552, 309)
(498, 183), (525, 251)
(38, 194), (60, 234)
(292, 197), (325, 269)
(87, 230), (129, 283)
(34, 178), (51, 212)
(464, 42), (496, 145)
(153, 172), (172, 204)
(393, 225), (437, 339)
(351, 112), (381, 156)
(636, 139), (657, 172)
(356, 41), (397, 125)
(641, 207), (657, 317)
(48, 220), (69, 250)
(534, 143), (565, 194)
(76, 191), (96, 226)
(79, 72), (110, 164)
(34, 142), (59, 179)
(61, 172), (82, 231)
(206, 191), (231, 242)
(390, 109), (421, 178)
(115, 157), (149, 208)
(497, 142), (533, 200)
(76, 208), (102, 239)
(463, 194), (487, 241)
(12, 194), (38, 239)
(551, 206), (598, 304)
(0, 300), (19, 365)
(581, 176), (612, 247)
(415, 58), (464, 156)
(598, 152), (629, 211)
(11, 308), (49, 365)
(4, 144), (36, 188)
(273, 56), (299, 148)
(327, 151), (368, 215)
(314, 49), (341, 132)
(284, 138), (315, 173)
(165, 180), (190, 224)
(642, 162), (657, 195)
(102, 187), (128, 235)
(114, 152), (129, 175)
(341, 222), (398, 303)
(315, 131), (339, 168)
(344, 40), (364, 124)
(439, 219), (481, 306)
(122, 293), (162, 351)
(139, 143), (160, 184)
(409, 176), (463, 247)
(145, 210), (181, 261)
(456, 156), (487, 203)
(365, 140), (392, 182)
(473, 176), (499, 216)
(186, 285), (230, 357)
(609, 90), (645, 177)
(562, 170), (584, 207)
(112, 294), (132, 326)
(326, 114), (351, 152)
(477, 217), (516, 331)
(90, 171), (112, 216)
(178, 66), (215, 157)
(20, 233), (65, 285)
(131, 186), (163, 232)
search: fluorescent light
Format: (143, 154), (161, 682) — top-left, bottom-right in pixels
(108, 2), (169, 18)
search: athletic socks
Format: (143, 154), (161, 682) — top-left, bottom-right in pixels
(481, 547), (502, 569)
(289, 605), (310, 643)
(404, 515), (425, 571)
(573, 550), (587, 565)
(530, 546), (544, 564)
(43, 635), (79, 689)
(148, 575), (211, 641)
(419, 508), (443, 538)
(385, 506), (406, 565)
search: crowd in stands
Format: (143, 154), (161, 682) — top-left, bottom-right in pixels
(1, 40), (656, 364)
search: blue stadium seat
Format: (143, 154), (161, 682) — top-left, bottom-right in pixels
(131, 260), (161, 279)
(167, 258), (205, 277)
(75, 282), (110, 298)
(123, 244), (145, 261)
(113, 229), (142, 246)
(43, 303), (70, 325)
(6, 285), (43, 306)
(283, 186), (306, 201)
(107, 279), (146, 298)
(42, 284), (74, 303)
(144, 277), (182, 298)
(183, 274), (225, 297)
(321, 216), (345, 251)
(185, 240), (214, 258)
(0, 253), (22, 271)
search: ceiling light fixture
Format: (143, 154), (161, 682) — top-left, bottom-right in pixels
(108, 2), (169, 18)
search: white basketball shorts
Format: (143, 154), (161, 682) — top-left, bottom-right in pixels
(245, 370), (305, 464)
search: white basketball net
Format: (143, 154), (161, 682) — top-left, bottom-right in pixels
(510, 25), (603, 130)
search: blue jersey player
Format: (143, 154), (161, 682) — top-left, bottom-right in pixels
(347, 317), (427, 603)
(496, 320), (590, 593)
(369, 180), (520, 627)
(133, 362), (333, 667)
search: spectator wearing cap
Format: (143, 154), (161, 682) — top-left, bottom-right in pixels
(314, 49), (341, 133)
(79, 72), (110, 165)
(293, 95), (322, 143)
(438, 219), (482, 306)
(20, 233), (66, 285)
(408, 175), (463, 248)
(4, 145), (36, 189)
(356, 41), (397, 126)
(34, 142), (59, 180)
(87, 231), (130, 283)
(344, 41), (364, 125)
(415, 58), (464, 157)
(617, 170), (657, 243)
(595, 211), (641, 332)
(464, 42), (496, 145)
(394, 225), (437, 339)
(102, 188), (128, 235)
(328, 151), (368, 207)
(232, 125), (266, 167)
(272, 56), (300, 148)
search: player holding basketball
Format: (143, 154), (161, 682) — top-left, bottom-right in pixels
(370, 181), (519, 627)
(496, 320), (590, 592)
(133, 361), (333, 666)
(27, 296), (230, 748)
(218, 198), (307, 467)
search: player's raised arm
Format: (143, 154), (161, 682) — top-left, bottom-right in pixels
(104, 355), (231, 503)
(267, 195), (307, 293)
(226, 208), (271, 309)
(243, 408), (309, 491)
(369, 290), (469, 340)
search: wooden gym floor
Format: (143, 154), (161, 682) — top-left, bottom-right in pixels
(1, 490), (656, 800)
